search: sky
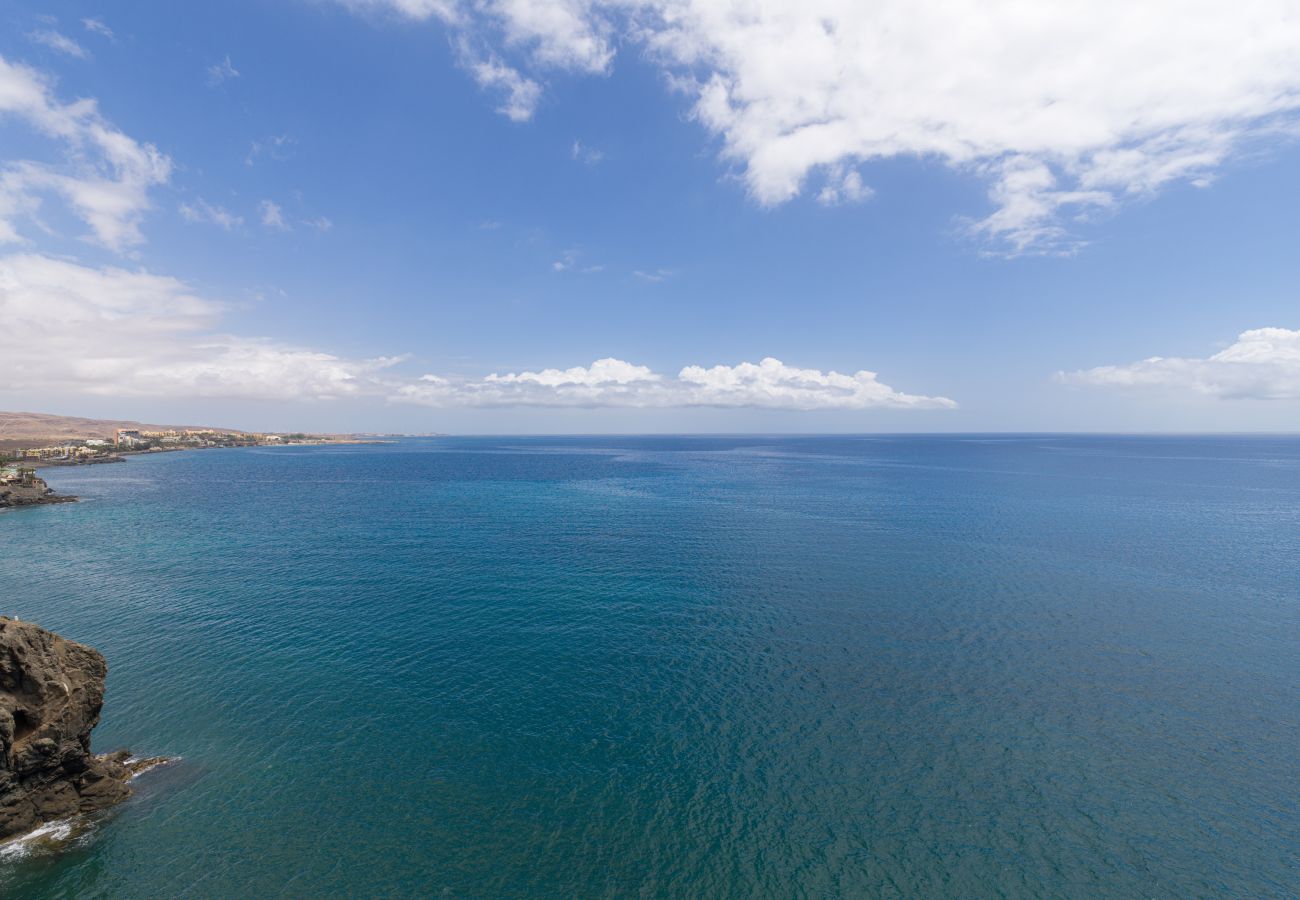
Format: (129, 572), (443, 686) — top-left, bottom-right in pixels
(1, 0), (1299, 434)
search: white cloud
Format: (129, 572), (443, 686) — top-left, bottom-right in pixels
(452, 37), (542, 122)
(28, 30), (89, 59)
(179, 199), (243, 231)
(342, 0), (1300, 253)
(207, 56), (240, 86)
(304, 215), (333, 231)
(82, 18), (115, 40)
(552, 248), (579, 271)
(465, 52), (542, 122)
(0, 250), (953, 410)
(0, 253), (396, 400)
(397, 356), (955, 409)
(341, 0), (460, 21)
(0, 56), (171, 251)
(632, 268), (671, 283)
(245, 134), (295, 166)
(817, 167), (872, 206)
(571, 138), (605, 165)
(677, 358), (954, 410)
(260, 200), (289, 230)
(552, 248), (602, 272)
(1060, 328), (1300, 400)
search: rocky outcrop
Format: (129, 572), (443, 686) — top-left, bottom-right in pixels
(0, 618), (135, 840)
(0, 473), (76, 509)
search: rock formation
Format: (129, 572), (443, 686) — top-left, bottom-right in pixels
(0, 471), (76, 509)
(0, 618), (135, 840)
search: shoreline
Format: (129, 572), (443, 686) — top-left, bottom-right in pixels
(4, 440), (393, 509)
(24, 437), (396, 468)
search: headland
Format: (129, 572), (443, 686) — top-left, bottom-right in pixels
(0, 618), (162, 842)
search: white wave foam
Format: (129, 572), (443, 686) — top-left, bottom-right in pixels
(0, 818), (78, 861)
(125, 755), (182, 779)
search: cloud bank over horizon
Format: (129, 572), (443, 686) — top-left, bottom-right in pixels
(1061, 328), (1300, 400)
(399, 356), (956, 409)
(0, 252), (953, 411)
(344, 0), (1300, 253)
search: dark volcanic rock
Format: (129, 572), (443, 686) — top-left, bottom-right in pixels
(0, 618), (133, 840)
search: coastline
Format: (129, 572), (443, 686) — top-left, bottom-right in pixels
(22, 437), (395, 469)
(6, 439), (396, 508)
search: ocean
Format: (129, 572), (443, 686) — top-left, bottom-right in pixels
(0, 436), (1296, 897)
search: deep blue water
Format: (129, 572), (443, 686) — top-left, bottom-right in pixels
(0, 435), (1296, 897)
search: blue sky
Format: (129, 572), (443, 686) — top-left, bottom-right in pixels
(2, 0), (1299, 433)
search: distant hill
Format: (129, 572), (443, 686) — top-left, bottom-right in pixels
(0, 411), (244, 450)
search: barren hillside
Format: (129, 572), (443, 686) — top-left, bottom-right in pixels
(0, 411), (243, 450)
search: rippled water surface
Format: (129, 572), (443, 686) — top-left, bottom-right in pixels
(1, 436), (1296, 897)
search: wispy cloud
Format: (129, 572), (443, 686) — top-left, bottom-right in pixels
(571, 139), (605, 165)
(259, 200), (289, 231)
(632, 268), (672, 283)
(0, 55), (172, 251)
(28, 30), (88, 59)
(245, 134), (295, 166)
(553, 248), (603, 273)
(462, 49), (541, 122)
(207, 56), (240, 86)
(179, 199), (243, 231)
(82, 18), (114, 40)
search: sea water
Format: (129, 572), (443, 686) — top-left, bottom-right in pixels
(0, 436), (1296, 897)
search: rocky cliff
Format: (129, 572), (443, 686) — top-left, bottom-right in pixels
(0, 618), (135, 840)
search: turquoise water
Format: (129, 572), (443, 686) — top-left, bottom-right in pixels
(0, 436), (1296, 897)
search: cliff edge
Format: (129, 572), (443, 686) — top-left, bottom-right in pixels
(0, 618), (134, 840)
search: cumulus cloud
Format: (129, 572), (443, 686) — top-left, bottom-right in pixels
(397, 356), (955, 409)
(28, 30), (89, 59)
(1060, 328), (1300, 400)
(817, 167), (872, 207)
(341, 0), (1300, 253)
(0, 253), (396, 400)
(0, 56), (171, 251)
